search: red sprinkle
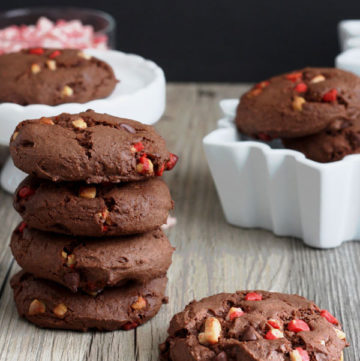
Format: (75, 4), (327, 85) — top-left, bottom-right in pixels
(245, 292), (262, 301)
(285, 72), (302, 82)
(49, 50), (61, 59)
(102, 225), (109, 232)
(257, 133), (272, 141)
(294, 82), (308, 93)
(320, 310), (339, 325)
(122, 322), (138, 331)
(288, 319), (310, 332)
(18, 222), (27, 233)
(165, 153), (179, 170)
(295, 348), (310, 361)
(132, 142), (144, 152)
(18, 186), (35, 199)
(156, 164), (165, 177)
(322, 88), (337, 102)
(255, 80), (270, 89)
(29, 48), (44, 55)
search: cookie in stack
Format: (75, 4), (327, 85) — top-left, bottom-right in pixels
(236, 67), (360, 162)
(9, 110), (178, 331)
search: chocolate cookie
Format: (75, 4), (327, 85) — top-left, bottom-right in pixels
(282, 119), (360, 163)
(14, 176), (173, 236)
(0, 48), (117, 105)
(236, 67), (360, 139)
(160, 290), (348, 361)
(10, 110), (178, 183)
(11, 226), (174, 293)
(11, 271), (167, 331)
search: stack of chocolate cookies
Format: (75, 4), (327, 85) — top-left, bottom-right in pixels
(8, 110), (178, 331)
(236, 67), (360, 162)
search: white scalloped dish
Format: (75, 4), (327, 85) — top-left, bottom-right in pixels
(203, 99), (360, 249)
(0, 48), (166, 146)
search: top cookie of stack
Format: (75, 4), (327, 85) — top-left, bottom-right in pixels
(10, 110), (177, 183)
(236, 67), (360, 162)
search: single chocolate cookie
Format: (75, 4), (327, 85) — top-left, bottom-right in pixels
(11, 271), (167, 331)
(10, 110), (178, 183)
(11, 225), (174, 293)
(14, 176), (173, 236)
(0, 48), (117, 105)
(236, 67), (360, 139)
(160, 290), (348, 361)
(282, 118), (360, 163)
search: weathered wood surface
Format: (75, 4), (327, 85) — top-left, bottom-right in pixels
(0, 84), (358, 361)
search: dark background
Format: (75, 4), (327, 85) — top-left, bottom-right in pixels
(1, 0), (359, 82)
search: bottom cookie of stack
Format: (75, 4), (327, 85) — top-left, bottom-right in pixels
(11, 271), (168, 332)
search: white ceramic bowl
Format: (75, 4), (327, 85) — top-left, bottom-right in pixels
(335, 48), (360, 77)
(203, 99), (360, 249)
(0, 49), (166, 193)
(338, 20), (360, 51)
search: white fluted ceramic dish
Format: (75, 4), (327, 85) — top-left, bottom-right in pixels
(203, 99), (360, 249)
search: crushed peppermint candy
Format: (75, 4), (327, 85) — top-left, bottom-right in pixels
(0, 17), (108, 54)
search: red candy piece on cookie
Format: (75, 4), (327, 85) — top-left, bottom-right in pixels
(156, 164), (165, 176)
(255, 81), (270, 89)
(286, 72), (302, 82)
(131, 142), (144, 152)
(122, 321), (138, 331)
(288, 319), (310, 332)
(29, 48), (44, 55)
(245, 292), (262, 301)
(294, 82), (308, 93)
(290, 348), (310, 361)
(49, 50), (61, 59)
(322, 88), (337, 102)
(166, 153), (179, 170)
(18, 222), (27, 233)
(226, 307), (244, 321)
(320, 309), (339, 325)
(265, 329), (284, 340)
(136, 154), (154, 175)
(18, 186), (35, 199)
(267, 319), (281, 329)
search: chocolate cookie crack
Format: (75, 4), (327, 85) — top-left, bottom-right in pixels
(74, 131), (94, 160)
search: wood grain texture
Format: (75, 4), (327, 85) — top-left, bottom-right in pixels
(0, 84), (358, 361)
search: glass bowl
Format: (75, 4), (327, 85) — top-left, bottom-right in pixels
(0, 7), (116, 49)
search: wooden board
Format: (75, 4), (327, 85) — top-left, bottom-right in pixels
(0, 84), (358, 360)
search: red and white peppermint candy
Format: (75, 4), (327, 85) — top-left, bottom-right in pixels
(226, 307), (244, 321)
(290, 348), (310, 361)
(0, 16), (108, 53)
(288, 319), (310, 332)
